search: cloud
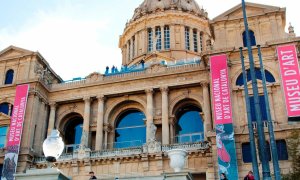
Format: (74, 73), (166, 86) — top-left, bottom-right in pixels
(0, 3), (121, 80)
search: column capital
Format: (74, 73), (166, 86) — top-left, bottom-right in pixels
(49, 102), (57, 108)
(160, 86), (169, 93)
(200, 81), (209, 87)
(83, 96), (91, 102)
(103, 123), (112, 132)
(145, 88), (154, 95)
(97, 94), (106, 101)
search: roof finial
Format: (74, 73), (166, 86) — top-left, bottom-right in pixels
(288, 22), (296, 37)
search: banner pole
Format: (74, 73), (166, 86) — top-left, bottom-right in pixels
(257, 45), (281, 180)
(241, 0), (271, 179)
(239, 47), (260, 180)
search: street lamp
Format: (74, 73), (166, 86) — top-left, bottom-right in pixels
(43, 129), (65, 165)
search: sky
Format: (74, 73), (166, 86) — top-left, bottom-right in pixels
(0, 0), (298, 80)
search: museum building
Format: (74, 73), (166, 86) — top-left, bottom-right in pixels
(0, 0), (299, 179)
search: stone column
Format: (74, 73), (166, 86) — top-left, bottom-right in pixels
(47, 102), (56, 136)
(81, 96), (91, 148)
(103, 123), (111, 149)
(170, 25), (175, 49)
(126, 41), (130, 63)
(146, 89), (154, 142)
(160, 87), (169, 145)
(96, 95), (105, 151)
(268, 90), (276, 121)
(161, 25), (165, 51)
(169, 116), (175, 144)
(201, 82), (212, 134)
(8, 104), (12, 116)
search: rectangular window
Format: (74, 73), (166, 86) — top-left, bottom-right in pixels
(164, 26), (170, 50)
(276, 140), (288, 160)
(249, 95), (267, 121)
(200, 32), (203, 52)
(132, 36), (135, 58)
(0, 126), (8, 148)
(148, 28), (153, 52)
(193, 29), (198, 52)
(155, 27), (162, 51)
(185, 27), (190, 50)
(128, 41), (131, 60)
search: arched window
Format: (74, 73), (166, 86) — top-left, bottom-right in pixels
(175, 105), (204, 143)
(0, 103), (9, 115)
(0, 126), (8, 148)
(114, 110), (146, 148)
(64, 116), (83, 152)
(236, 68), (275, 121)
(243, 30), (256, 47)
(5, 69), (14, 85)
(236, 68), (275, 86)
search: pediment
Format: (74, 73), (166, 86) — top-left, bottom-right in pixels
(0, 46), (34, 60)
(144, 52), (174, 63)
(213, 2), (282, 22)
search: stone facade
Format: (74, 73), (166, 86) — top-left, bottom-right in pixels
(0, 1), (300, 179)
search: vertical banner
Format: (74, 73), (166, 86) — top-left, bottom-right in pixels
(210, 54), (239, 179)
(2, 84), (29, 180)
(277, 44), (300, 121)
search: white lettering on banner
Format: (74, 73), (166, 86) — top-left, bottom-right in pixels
(280, 49), (300, 113)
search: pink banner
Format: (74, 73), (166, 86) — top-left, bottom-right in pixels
(210, 54), (233, 125)
(2, 84), (29, 180)
(277, 44), (300, 118)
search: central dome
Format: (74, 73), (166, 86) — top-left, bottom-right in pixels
(131, 0), (207, 21)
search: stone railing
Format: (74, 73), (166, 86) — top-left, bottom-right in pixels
(91, 147), (143, 158)
(49, 59), (201, 90)
(162, 141), (210, 153)
(34, 141), (210, 164)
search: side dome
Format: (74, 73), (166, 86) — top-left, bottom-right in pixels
(132, 0), (208, 21)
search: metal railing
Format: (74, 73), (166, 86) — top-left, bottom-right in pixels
(172, 132), (204, 144)
(110, 140), (144, 149)
(64, 144), (80, 153)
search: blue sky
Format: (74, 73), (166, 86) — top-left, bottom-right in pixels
(0, 0), (297, 80)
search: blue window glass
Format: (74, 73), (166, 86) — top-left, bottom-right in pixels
(5, 70), (14, 85)
(243, 30), (256, 47)
(276, 140), (288, 160)
(200, 32), (203, 52)
(175, 106), (204, 143)
(164, 26), (170, 50)
(0, 103), (9, 115)
(114, 110), (146, 148)
(185, 27), (190, 50)
(148, 28), (153, 52)
(242, 143), (252, 163)
(0, 126), (8, 148)
(155, 27), (162, 51)
(64, 118), (83, 145)
(236, 68), (275, 86)
(193, 29), (198, 52)
(249, 96), (267, 121)
(242, 141), (271, 163)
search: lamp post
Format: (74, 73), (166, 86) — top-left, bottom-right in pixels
(241, 0), (271, 179)
(15, 129), (69, 180)
(43, 129), (65, 165)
